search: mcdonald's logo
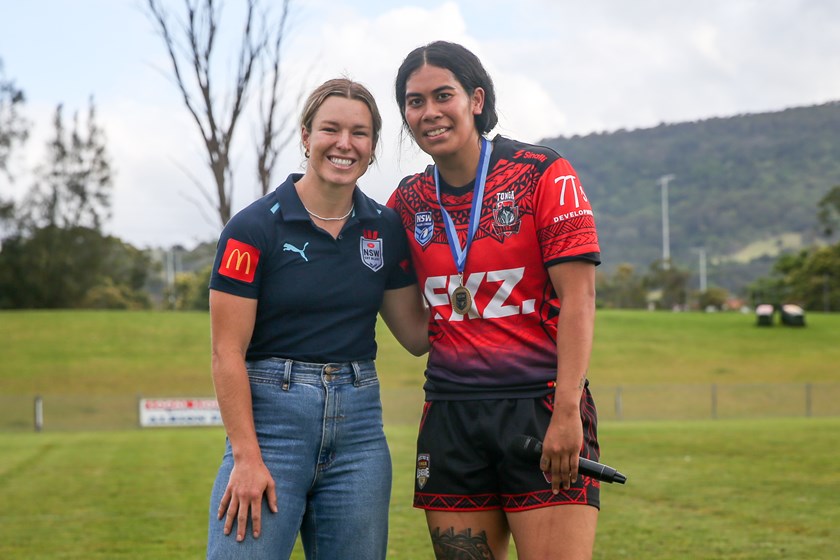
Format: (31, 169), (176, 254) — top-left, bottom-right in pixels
(227, 249), (251, 274)
(218, 238), (260, 283)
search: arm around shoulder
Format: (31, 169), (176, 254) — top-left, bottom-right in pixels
(379, 284), (430, 356)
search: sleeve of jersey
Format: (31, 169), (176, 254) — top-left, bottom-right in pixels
(208, 212), (265, 299)
(383, 206), (417, 290)
(534, 158), (601, 267)
(385, 187), (398, 210)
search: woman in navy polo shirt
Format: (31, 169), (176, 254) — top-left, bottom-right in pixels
(206, 78), (428, 559)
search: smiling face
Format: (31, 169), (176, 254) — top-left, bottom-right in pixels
(403, 64), (485, 165)
(301, 95), (374, 189)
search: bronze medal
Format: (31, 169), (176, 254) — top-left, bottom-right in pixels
(451, 284), (472, 315)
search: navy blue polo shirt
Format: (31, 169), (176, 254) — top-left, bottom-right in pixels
(209, 173), (415, 363)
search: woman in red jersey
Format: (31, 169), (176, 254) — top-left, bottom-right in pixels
(388, 41), (602, 560)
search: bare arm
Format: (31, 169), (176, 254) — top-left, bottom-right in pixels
(541, 261), (597, 493)
(210, 289), (277, 541)
(379, 284), (430, 356)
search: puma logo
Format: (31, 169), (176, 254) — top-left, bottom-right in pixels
(283, 242), (309, 262)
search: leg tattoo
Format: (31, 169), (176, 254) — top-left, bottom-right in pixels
(431, 527), (495, 560)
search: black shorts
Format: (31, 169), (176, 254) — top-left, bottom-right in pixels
(413, 386), (600, 512)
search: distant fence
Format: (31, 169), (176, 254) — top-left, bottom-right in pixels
(2, 383), (839, 432)
(592, 383), (840, 422)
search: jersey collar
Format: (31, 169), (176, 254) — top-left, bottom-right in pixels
(272, 173), (381, 223)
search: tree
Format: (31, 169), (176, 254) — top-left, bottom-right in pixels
(817, 185), (840, 238)
(696, 286), (729, 310)
(0, 98), (147, 309)
(145, 0), (295, 226)
(83, 240), (153, 309)
(21, 100), (112, 232)
(643, 260), (691, 310)
(595, 263), (647, 309)
(168, 264), (212, 310)
(0, 58), (29, 232)
(0, 58), (28, 179)
(254, 0), (297, 196)
(748, 245), (840, 311)
(0, 227), (151, 309)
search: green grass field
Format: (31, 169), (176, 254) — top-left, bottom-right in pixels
(3, 309), (839, 396)
(1, 310), (839, 558)
(2, 419), (838, 559)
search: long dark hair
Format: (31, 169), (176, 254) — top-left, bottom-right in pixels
(394, 41), (498, 135)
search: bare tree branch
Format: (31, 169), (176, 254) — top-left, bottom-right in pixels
(144, 0), (289, 227)
(171, 158), (216, 209)
(255, 0), (298, 195)
(172, 158), (222, 228)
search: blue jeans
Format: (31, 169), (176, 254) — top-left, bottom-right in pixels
(207, 358), (392, 560)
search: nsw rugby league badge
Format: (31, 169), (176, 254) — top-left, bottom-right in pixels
(414, 211), (434, 246)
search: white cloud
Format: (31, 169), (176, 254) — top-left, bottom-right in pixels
(3, 0), (839, 248)
(275, 3), (482, 206)
(99, 97), (221, 247)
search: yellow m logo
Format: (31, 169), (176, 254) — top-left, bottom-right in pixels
(225, 249), (251, 275)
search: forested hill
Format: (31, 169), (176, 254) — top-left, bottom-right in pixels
(540, 101), (840, 291)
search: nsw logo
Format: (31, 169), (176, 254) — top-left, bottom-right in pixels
(414, 211), (434, 247)
(360, 232), (383, 272)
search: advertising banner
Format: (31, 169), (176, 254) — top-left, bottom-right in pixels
(139, 398), (222, 427)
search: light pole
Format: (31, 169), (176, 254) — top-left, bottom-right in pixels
(658, 174), (675, 270)
(693, 247), (707, 293)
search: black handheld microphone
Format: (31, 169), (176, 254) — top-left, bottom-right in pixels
(509, 435), (627, 484)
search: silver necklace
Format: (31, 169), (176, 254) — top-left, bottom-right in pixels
(303, 203), (354, 221)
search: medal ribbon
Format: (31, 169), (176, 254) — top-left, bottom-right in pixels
(434, 137), (493, 276)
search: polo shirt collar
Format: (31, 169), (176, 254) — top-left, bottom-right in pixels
(272, 173), (381, 223)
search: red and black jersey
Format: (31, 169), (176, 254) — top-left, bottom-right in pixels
(387, 136), (600, 399)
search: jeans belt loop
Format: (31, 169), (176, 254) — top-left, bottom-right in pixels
(282, 359), (292, 391)
(350, 361), (362, 387)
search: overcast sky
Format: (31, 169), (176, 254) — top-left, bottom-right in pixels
(2, 0), (838, 249)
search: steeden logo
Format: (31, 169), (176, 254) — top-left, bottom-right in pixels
(219, 238), (260, 283)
